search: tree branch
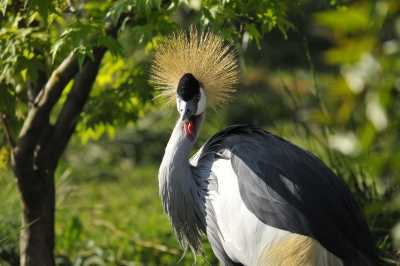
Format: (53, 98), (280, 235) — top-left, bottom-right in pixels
(16, 11), (132, 170)
(15, 53), (79, 165)
(46, 47), (106, 165)
(0, 113), (16, 149)
(44, 14), (131, 167)
(27, 69), (48, 110)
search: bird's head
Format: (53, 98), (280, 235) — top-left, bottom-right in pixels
(150, 27), (239, 138)
(176, 73), (206, 137)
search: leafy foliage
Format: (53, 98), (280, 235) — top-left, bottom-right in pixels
(0, 0), (298, 147)
(312, 2), (400, 261)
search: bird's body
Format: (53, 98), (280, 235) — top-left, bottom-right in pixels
(159, 122), (377, 265)
(152, 29), (377, 266)
(200, 156), (296, 265)
(192, 125), (376, 265)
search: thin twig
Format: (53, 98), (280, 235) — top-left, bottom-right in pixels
(0, 113), (16, 148)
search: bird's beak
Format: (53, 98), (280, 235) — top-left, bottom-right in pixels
(178, 100), (196, 122)
(181, 111), (191, 122)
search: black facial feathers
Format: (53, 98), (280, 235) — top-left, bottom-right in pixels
(177, 73), (200, 101)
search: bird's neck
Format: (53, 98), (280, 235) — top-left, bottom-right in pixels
(163, 119), (198, 165)
(158, 114), (205, 251)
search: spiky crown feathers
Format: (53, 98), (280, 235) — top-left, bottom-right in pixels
(150, 28), (239, 107)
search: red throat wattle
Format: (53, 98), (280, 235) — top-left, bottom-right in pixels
(184, 120), (195, 137)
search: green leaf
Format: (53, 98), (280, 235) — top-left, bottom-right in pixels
(51, 38), (65, 64)
(246, 24), (262, 48)
(107, 0), (134, 25)
(314, 6), (370, 34)
(51, 21), (103, 64)
(0, 147), (10, 170)
(97, 35), (123, 58)
(0, 86), (15, 115)
(0, 0), (8, 16)
(24, 0), (54, 22)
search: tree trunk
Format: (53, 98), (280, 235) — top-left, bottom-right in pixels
(6, 11), (130, 266)
(15, 166), (55, 266)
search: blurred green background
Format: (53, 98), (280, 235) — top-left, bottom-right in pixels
(1, 0), (400, 265)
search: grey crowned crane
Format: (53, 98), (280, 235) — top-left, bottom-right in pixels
(151, 29), (378, 266)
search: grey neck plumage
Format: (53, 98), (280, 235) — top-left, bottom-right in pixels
(158, 117), (206, 253)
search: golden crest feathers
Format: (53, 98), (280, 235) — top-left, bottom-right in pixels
(150, 28), (239, 107)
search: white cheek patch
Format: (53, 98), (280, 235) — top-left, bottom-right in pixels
(196, 88), (206, 115)
(176, 97), (186, 115)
